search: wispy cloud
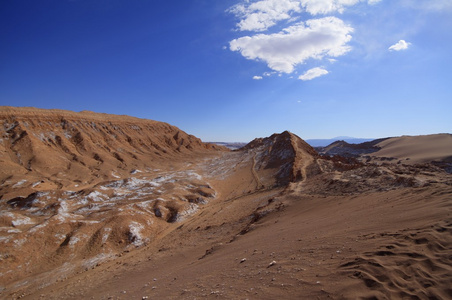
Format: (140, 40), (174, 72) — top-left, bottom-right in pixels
(228, 0), (302, 32)
(300, 0), (362, 15)
(228, 0), (382, 32)
(389, 40), (411, 51)
(230, 17), (353, 74)
(253, 75), (263, 80)
(298, 67), (329, 80)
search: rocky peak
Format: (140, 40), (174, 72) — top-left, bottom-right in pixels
(242, 131), (319, 186)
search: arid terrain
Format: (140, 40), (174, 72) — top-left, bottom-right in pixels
(1, 107), (451, 299)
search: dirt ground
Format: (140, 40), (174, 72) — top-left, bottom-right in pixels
(14, 182), (452, 300)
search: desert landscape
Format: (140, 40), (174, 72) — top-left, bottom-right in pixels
(0, 106), (451, 299)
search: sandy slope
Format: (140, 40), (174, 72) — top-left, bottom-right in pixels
(13, 168), (452, 300)
(373, 134), (452, 164)
(1, 107), (451, 299)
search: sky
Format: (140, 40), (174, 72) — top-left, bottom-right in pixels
(1, 0), (451, 142)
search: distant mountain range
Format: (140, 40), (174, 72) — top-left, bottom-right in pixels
(305, 137), (374, 147)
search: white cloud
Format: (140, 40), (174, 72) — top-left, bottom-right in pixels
(229, 0), (302, 32)
(229, 17), (353, 73)
(253, 75), (263, 80)
(303, 0), (382, 14)
(229, 0), (382, 31)
(388, 40), (411, 51)
(298, 67), (329, 80)
(301, 0), (360, 15)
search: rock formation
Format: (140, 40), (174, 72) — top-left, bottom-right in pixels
(0, 107), (319, 290)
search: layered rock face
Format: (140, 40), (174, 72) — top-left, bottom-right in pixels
(0, 107), (221, 196)
(242, 131), (319, 186)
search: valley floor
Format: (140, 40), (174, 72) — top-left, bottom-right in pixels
(13, 180), (452, 300)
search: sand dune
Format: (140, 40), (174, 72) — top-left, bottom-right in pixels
(1, 107), (451, 299)
(373, 134), (452, 164)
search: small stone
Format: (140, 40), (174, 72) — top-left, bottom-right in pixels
(268, 260), (276, 268)
(240, 258), (247, 263)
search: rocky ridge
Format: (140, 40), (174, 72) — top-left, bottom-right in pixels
(0, 107), (223, 198)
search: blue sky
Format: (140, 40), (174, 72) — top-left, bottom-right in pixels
(1, 0), (451, 142)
